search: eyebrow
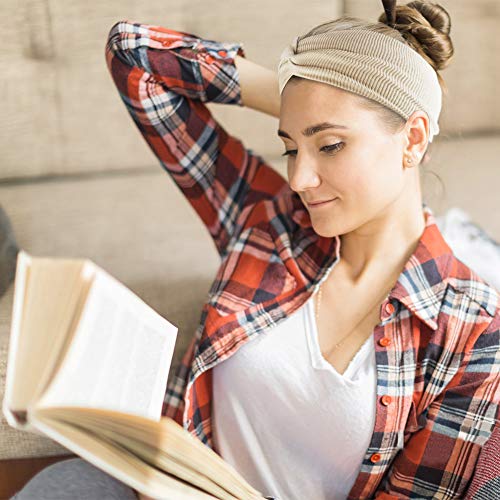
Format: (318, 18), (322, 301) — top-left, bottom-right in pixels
(277, 121), (349, 139)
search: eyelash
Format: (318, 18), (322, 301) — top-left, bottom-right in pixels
(281, 142), (344, 157)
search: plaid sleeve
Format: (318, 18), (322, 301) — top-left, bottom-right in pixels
(375, 317), (500, 499)
(161, 326), (200, 425)
(105, 20), (287, 259)
(464, 418), (500, 499)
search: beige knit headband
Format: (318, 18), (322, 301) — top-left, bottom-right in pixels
(277, 25), (442, 141)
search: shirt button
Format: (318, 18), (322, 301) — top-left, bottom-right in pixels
(381, 395), (393, 406)
(385, 302), (395, 315)
(217, 49), (227, 57)
(379, 337), (391, 347)
(204, 53), (215, 64)
(370, 453), (382, 463)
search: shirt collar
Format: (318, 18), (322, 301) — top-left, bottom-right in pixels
(388, 203), (453, 331)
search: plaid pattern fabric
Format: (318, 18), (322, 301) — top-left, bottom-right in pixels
(105, 20), (500, 499)
(464, 419), (500, 499)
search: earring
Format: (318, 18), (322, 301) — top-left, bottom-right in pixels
(405, 154), (419, 167)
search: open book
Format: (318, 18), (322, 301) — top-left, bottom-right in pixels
(3, 250), (267, 499)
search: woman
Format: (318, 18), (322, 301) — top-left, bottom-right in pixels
(13, 0), (499, 499)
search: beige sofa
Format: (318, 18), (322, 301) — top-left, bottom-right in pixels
(1, 0), (499, 496)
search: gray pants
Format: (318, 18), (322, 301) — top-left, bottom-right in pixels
(11, 458), (138, 499)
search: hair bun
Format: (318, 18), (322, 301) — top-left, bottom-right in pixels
(408, 1), (451, 36)
(378, 0), (454, 72)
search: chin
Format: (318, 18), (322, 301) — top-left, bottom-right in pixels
(310, 220), (340, 238)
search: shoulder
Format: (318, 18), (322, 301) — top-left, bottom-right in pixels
(438, 255), (500, 363)
(445, 254), (499, 323)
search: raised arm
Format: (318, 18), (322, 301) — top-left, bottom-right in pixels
(105, 20), (287, 259)
(234, 54), (281, 118)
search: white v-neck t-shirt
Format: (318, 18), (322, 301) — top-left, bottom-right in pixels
(211, 293), (378, 500)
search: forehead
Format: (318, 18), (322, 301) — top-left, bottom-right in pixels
(281, 77), (358, 104)
(279, 78), (365, 127)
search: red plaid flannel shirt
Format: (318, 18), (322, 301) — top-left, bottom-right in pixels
(105, 20), (500, 499)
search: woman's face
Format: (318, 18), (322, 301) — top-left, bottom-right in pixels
(278, 78), (424, 238)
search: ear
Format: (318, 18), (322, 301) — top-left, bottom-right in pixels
(403, 110), (430, 166)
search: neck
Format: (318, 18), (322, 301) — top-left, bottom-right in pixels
(338, 191), (426, 286)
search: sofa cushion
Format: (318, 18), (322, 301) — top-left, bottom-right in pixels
(0, 307), (70, 459)
(0, 168), (221, 459)
(0, 0), (343, 180)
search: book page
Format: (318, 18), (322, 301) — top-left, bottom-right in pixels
(3, 251), (90, 425)
(41, 406), (265, 499)
(32, 411), (218, 500)
(36, 266), (178, 421)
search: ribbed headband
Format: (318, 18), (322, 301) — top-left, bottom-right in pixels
(277, 28), (442, 141)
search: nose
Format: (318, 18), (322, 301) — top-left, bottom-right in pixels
(287, 156), (321, 193)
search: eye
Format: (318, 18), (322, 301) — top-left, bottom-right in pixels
(281, 142), (344, 157)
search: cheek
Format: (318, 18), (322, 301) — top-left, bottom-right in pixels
(329, 157), (372, 192)
(333, 155), (394, 200)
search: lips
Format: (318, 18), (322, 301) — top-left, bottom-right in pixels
(307, 198), (337, 207)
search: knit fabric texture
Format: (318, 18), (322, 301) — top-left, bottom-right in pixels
(277, 28), (442, 141)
